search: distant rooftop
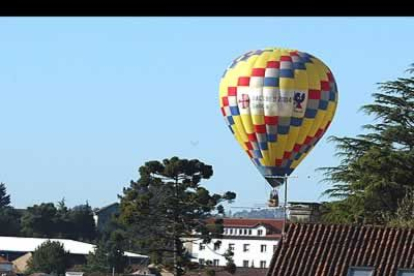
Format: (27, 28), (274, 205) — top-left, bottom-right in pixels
(0, 236), (147, 259)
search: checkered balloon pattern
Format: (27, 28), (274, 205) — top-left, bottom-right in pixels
(219, 48), (338, 187)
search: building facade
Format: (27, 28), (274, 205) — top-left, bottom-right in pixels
(189, 218), (283, 269)
(93, 202), (120, 231)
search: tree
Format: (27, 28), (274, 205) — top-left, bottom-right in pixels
(21, 203), (58, 237)
(118, 157), (236, 276)
(69, 203), (97, 242)
(85, 230), (127, 274)
(55, 198), (72, 239)
(387, 189), (414, 227)
(85, 243), (111, 273)
(222, 249), (236, 274)
(27, 240), (69, 275)
(21, 201), (97, 241)
(0, 182), (21, 236)
(320, 65), (414, 224)
(0, 182), (11, 208)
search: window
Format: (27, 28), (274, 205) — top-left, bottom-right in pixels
(397, 270), (414, 276)
(348, 267), (374, 276)
(214, 242), (221, 251)
(229, 243), (235, 251)
(243, 244), (250, 252)
(258, 229), (263, 236)
(260, 244), (267, 253)
(199, 259), (205, 265)
(213, 259), (219, 267)
(230, 229), (233, 235)
(243, 260), (249, 268)
(244, 229), (247, 235)
(239, 229), (243, 235)
(260, 261), (266, 268)
(199, 243), (205, 251)
(249, 229), (252, 235)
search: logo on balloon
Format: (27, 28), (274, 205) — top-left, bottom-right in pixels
(294, 92), (306, 110)
(238, 94), (250, 109)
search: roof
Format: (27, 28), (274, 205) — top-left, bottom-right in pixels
(0, 256), (11, 264)
(267, 223), (414, 276)
(28, 273), (52, 276)
(288, 201), (322, 206)
(0, 236), (147, 259)
(185, 268), (267, 276)
(94, 202), (119, 214)
(209, 218), (284, 231)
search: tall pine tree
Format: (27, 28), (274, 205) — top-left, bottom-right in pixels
(119, 157), (236, 276)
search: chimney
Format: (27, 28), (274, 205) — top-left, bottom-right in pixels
(288, 202), (321, 223)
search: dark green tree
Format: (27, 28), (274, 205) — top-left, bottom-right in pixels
(118, 157), (236, 276)
(69, 203), (97, 242)
(0, 182), (21, 236)
(21, 203), (58, 237)
(320, 65), (414, 224)
(20, 201), (97, 241)
(106, 229), (128, 273)
(85, 242), (111, 273)
(387, 189), (414, 227)
(222, 249), (236, 274)
(27, 240), (69, 275)
(0, 182), (11, 208)
(55, 198), (72, 239)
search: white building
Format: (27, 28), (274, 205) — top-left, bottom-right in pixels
(188, 218), (283, 269)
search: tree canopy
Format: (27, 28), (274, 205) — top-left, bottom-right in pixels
(118, 157), (236, 276)
(320, 65), (414, 225)
(27, 240), (69, 275)
(0, 182), (21, 236)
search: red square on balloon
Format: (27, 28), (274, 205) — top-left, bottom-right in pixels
(247, 134), (257, 141)
(265, 116), (278, 125)
(238, 77), (250, 86)
(228, 87), (237, 96)
(254, 124), (266, 133)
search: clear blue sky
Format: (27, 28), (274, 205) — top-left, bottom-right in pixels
(1, 17), (414, 209)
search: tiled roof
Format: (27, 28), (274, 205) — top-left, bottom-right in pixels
(185, 268), (267, 276)
(267, 223), (414, 276)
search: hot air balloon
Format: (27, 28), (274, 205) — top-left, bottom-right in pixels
(219, 48), (338, 206)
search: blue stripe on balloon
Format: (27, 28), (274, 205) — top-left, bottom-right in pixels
(318, 100), (329, 110)
(277, 126), (290, 134)
(230, 106), (240, 116)
(259, 142), (268, 150)
(279, 69), (294, 78)
(290, 117), (303, 127)
(227, 116), (235, 125)
(329, 90), (336, 101)
(264, 77), (279, 87)
(305, 109), (317, 118)
(293, 62), (306, 70)
(267, 134), (277, 142)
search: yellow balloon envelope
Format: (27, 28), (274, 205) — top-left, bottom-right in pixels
(219, 48), (338, 187)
